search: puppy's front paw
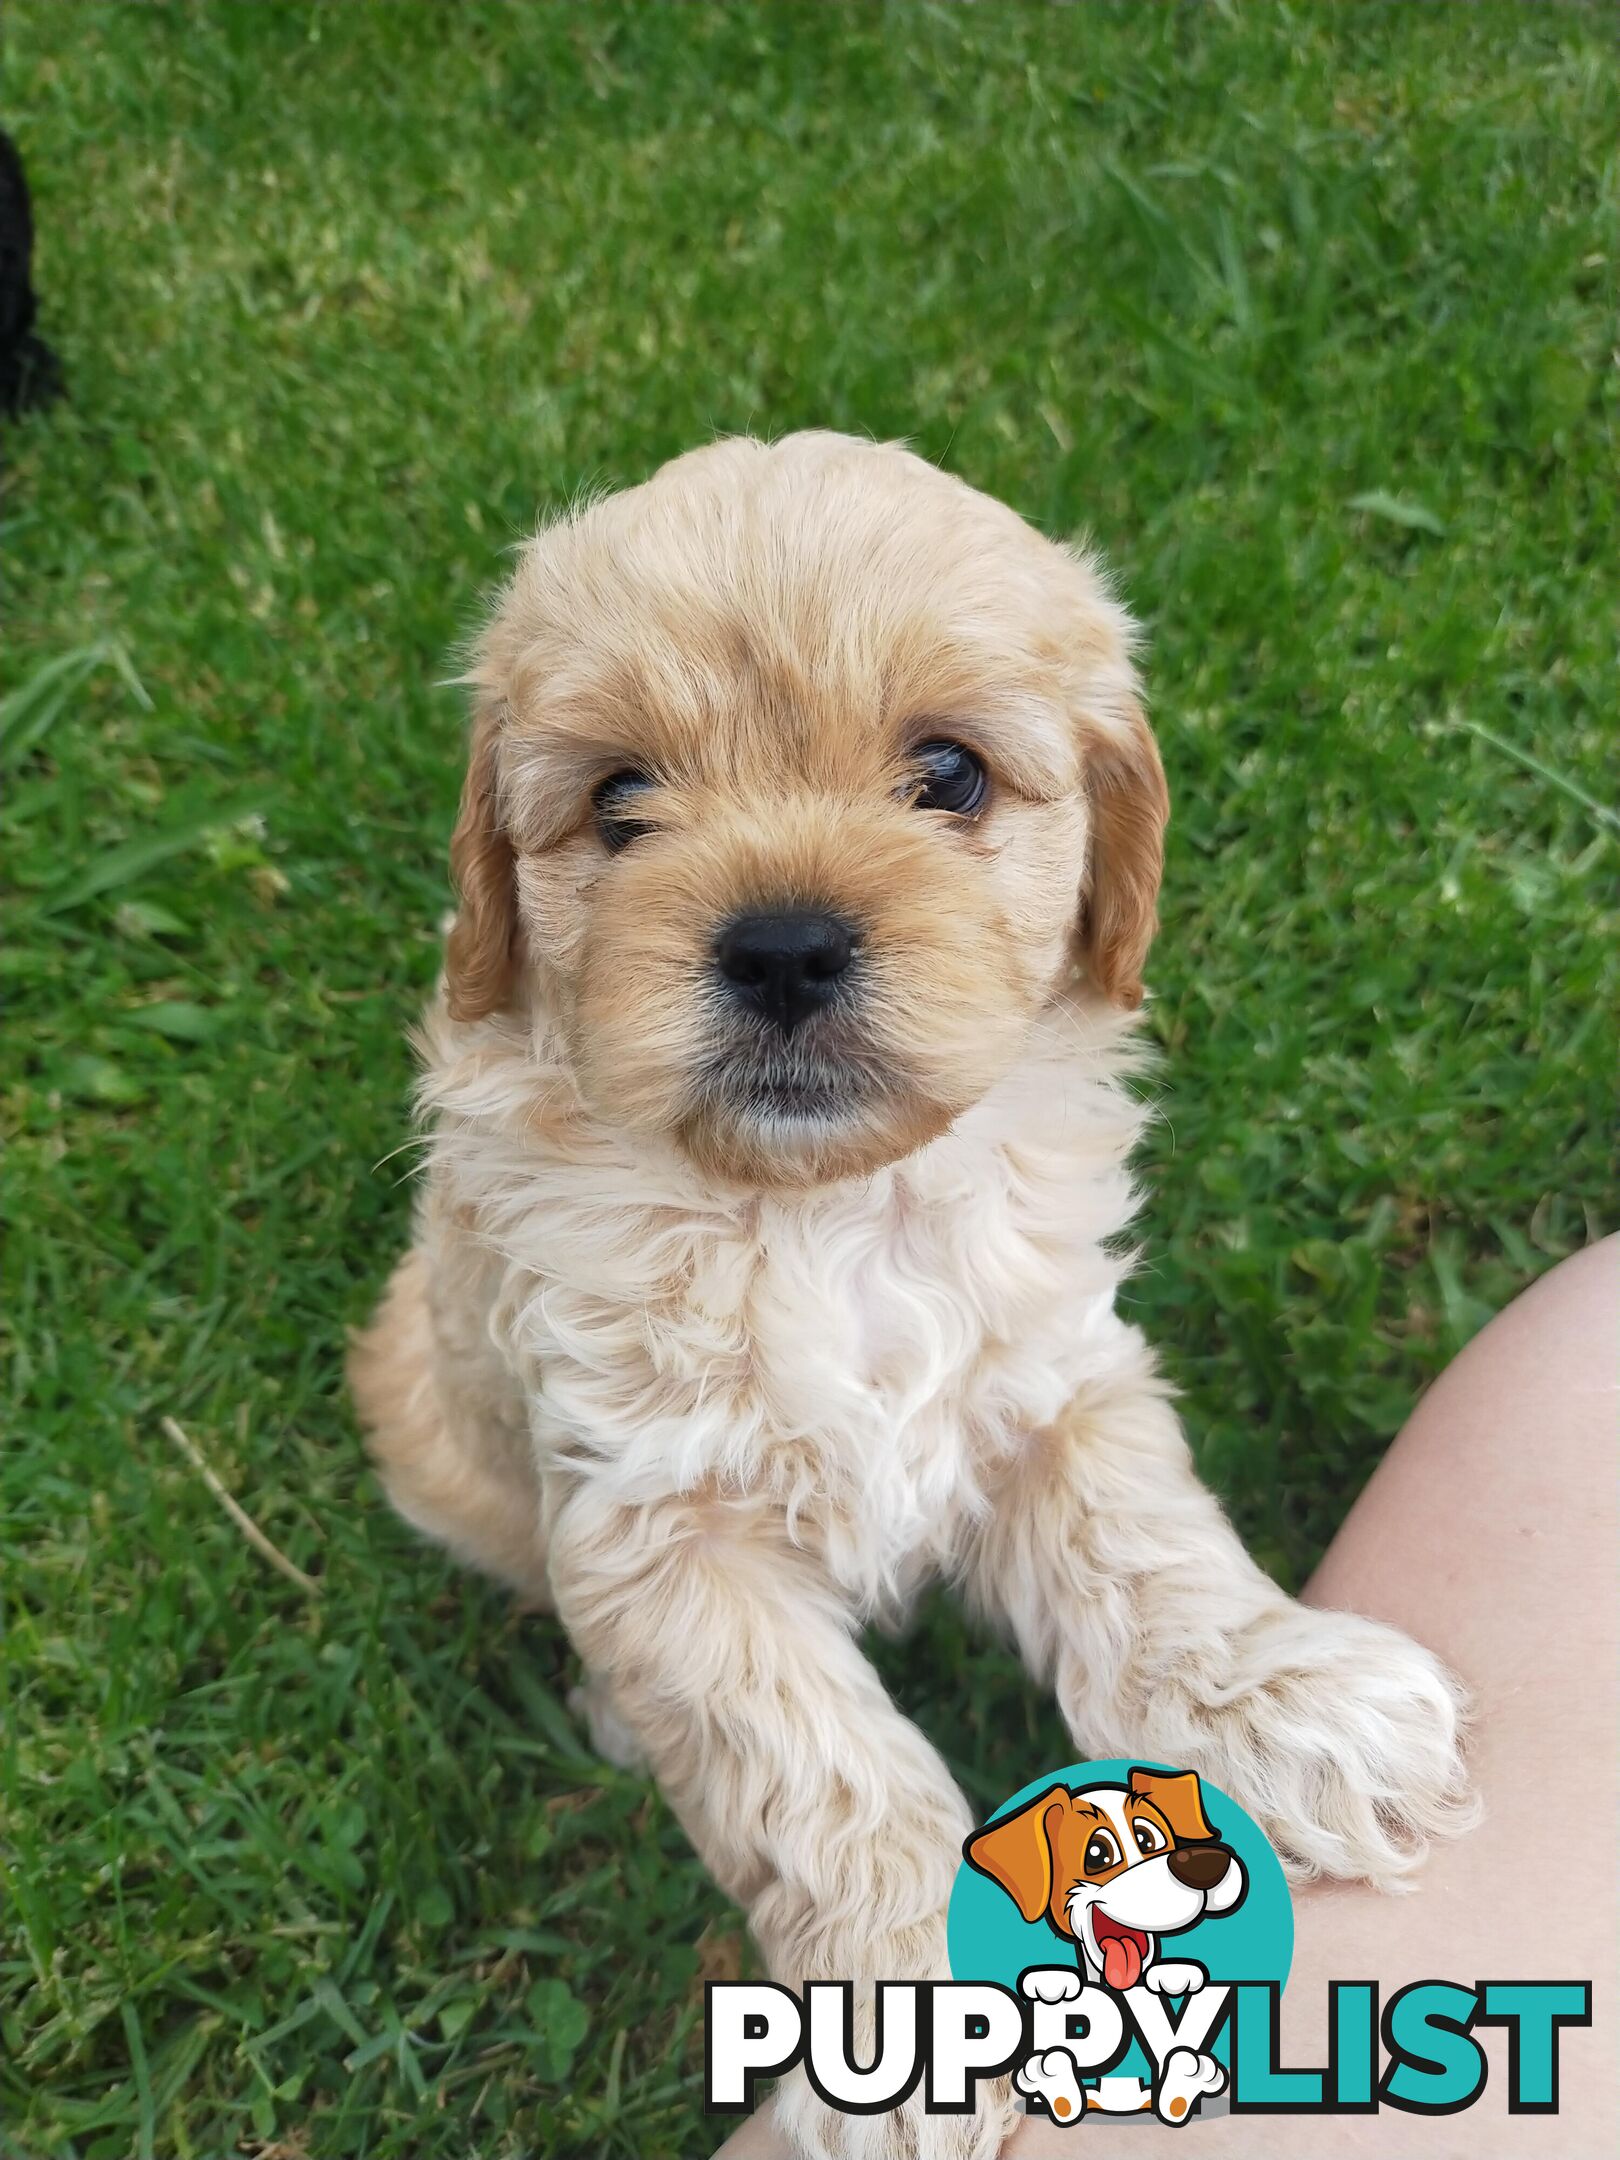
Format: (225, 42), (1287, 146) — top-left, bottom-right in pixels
(1187, 1603), (1478, 1888)
(1022, 1965), (1085, 2004)
(773, 2062), (1016, 2160)
(765, 1904), (1018, 2160)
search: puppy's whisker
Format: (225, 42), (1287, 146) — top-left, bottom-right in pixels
(370, 1134), (435, 1176)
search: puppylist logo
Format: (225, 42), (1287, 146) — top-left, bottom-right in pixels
(706, 1760), (1593, 2126)
(959, 1762), (1255, 2122)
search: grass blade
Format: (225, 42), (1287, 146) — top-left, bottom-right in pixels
(1346, 489), (1445, 537)
(0, 646), (105, 770)
(38, 793), (270, 914)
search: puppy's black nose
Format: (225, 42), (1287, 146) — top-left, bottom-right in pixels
(1167, 1844), (1233, 1893)
(714, 911), (855, 1034)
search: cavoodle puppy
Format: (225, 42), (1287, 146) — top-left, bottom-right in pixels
(0, 130), (62, 419)
(351, 432), (1474, 2158)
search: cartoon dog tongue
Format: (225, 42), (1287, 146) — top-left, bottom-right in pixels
(1101, 1930), (1144, 1990)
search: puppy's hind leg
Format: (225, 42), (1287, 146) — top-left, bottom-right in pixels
(566, 1669), (649, 1771)
(349, 1231), (550, 1606)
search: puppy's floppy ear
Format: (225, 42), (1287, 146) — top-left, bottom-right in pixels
(445, 693), (520, 1022)
(964, 1786), (1072, 1924)
(1076, 703), (1169, 1010)
(1129, 1767), (1216, 1845)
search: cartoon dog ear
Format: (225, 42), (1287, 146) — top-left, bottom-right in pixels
(1128, 1767), (1217, 1845)
(964, 1787), (1072, 1923)
(1075, 703), (1169, 1012)
(445, 692), (520, 1022)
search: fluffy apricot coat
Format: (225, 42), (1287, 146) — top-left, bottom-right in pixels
(351, 433), (1473, 2159)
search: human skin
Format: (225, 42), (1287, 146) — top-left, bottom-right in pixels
(716, 1236), (1619, 2160)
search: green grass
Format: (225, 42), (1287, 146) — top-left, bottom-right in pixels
(3, 4), (1616, 2155)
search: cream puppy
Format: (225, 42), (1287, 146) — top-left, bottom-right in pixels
(350, 432), (1474, 2160)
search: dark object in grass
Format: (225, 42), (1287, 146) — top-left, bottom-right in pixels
(0, 128), (63, 418)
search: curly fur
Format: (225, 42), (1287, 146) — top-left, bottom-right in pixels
(350, 433), (1475, 2159)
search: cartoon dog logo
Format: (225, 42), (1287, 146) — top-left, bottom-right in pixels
(965, 1766), (1247, 2123)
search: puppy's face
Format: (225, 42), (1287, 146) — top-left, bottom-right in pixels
(447, 433), (1167, 1187)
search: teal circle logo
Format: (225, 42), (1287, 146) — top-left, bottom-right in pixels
(948, 1760), (1291, 2119)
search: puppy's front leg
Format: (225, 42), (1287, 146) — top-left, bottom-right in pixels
(967, 1333), (1477, 1888)
(546, 1479), (1016, 2160)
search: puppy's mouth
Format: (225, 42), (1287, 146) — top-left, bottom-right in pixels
(706, 1053), (875, 1125)
(695, 1025), (888, 1129)
(675, 1006), (957, 1183)
(752, 1076), (853, 1118)
(1089, 1909), (1152, 1992)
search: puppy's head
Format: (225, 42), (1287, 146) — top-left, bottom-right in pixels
(448, 432), (1168, 1186)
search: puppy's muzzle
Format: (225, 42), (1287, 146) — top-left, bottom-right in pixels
(714, 909), (857, 1035)
(1167, 1843), (1236, 1893)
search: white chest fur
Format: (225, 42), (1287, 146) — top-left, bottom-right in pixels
(420, 1001), (1148, 1615)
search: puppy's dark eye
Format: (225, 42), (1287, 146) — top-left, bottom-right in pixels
(592, 769), (657, 852)
(1083, 1831), (1120, 1873)
(909, 739), (988, 817)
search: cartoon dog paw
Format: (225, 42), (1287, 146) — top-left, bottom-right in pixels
(1021, 1965), (1085, 2004)
(1142, 1960), (1207, 1997)
(1016, 2046), (1086, 2125)
(1154, 2046), (1226, 2124)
